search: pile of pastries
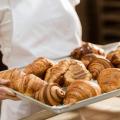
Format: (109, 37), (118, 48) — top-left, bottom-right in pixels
(0, 42), (120, 106)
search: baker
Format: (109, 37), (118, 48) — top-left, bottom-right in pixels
(0, 0), (82, 119)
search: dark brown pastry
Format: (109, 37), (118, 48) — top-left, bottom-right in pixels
(45, 59), (92, 86)
(23, 57), (54, 78)
(0, 69), (65, 106)
(97, 68), (120, 93)
(64, 80), (101, 104)
(70, 42), (105, 60)
(88, 57), (113, 79)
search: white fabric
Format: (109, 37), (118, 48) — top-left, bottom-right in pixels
(69, 0), (80, 6)
(1, 0), (82, 120)
(0, 0), (12, 63)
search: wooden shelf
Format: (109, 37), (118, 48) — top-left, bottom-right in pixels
(99, 0), (120, 43)
(101, 14), (120, 22)
(102, 29), (120, 37)
(104, 1), (120, 8)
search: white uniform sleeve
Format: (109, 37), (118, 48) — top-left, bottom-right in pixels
(0, 0), (12, 63)
(69, 0), (80, 6)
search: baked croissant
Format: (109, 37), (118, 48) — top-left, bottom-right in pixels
(0, 69), (65, 106)
(45, 59), (92, 86)
(97, 68), (120, 93)
(64, 80), (101, 104)
(0, 68), (26, 91)
(23, 57), (54, 78)
(70, 42), (105, 60)
(107, 46), (120, 61)
(107, 48), (120, 68)
(88, 57), (113, 79)
(81, 53), (105, 67)
(45, 59), (70, 86)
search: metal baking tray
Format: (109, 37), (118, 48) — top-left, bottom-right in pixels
(10, 88), (120, 114)
(5, 42), (120, 113)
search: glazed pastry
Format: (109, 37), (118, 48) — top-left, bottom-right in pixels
(45, 59), (70, 86)
(70, 42), (105, 60)
(107, 48), (120, 68)
(64, 60), (92, 86)
(81, 53), (105, 67)
(45, 59), (92, 86)
(88, 57), (113, 79)
(64, 80), (101, 104)
(97, 68), (120, 93)
(0, 69), (65, 106)
(23, 57), (54, 78)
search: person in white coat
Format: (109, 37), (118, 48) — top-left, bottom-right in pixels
(0, 0), (82, 119)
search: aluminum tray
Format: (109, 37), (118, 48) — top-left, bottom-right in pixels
(10, 88), (120, 114)
(6, 42), (120, 114)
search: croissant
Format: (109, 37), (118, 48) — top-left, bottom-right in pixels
(88, 57), (113, 79)
(107, 46), (120, 61)
(64, 80), (101, 104)
(0, 68), (26, 91)
(81, 53), (105, 67)
(70, 42), (105, 60)
(97, 68), (120, 93)
(45, 59), (70, 86)
(45, 59), (92, 86)
(107, 48), (120, 68)
(23, 57), (54, 78)
(34, 83), (65, 105)
(0, 69), (65, 106)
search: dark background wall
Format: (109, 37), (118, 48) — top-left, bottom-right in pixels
(76, 0), (120, 44)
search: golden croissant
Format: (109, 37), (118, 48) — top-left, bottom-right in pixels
(70, 42), (105, 60)
(107, 48), (120, 68)
(45, 59), (92, 86)
(88, 57), (113, 79)
(81, 53), (105, 67)
(45, 59), (70, 86)
(0, 69), (65, 106)
(64, 80), (101, 104)
(97, 68), (120, 93)
(23, 57), (54, 78)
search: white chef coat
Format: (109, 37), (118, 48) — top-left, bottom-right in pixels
(0, 0), (82, 120)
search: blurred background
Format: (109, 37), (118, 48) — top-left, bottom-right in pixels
(76, 0), (120, 44)
(0, 0), (120, 70)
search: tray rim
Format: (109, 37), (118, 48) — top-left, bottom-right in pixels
(10, 88), (120, 114)
(2, 42), (120, 113)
